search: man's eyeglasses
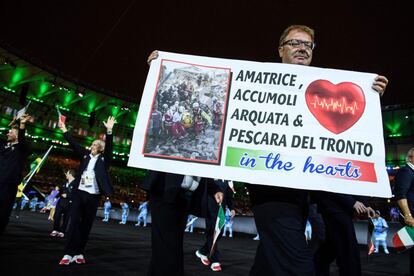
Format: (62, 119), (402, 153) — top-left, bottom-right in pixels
(281, 39), (315, 50)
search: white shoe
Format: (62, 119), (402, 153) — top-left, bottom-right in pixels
(384, 249), (389, 254)
(210, 262), (222, 272)
(195, 250), (210, 266)
(73, 254), (86, 264)
(59, 255), (72, 265)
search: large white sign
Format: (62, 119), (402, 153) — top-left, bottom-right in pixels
(128, 51), (391, 198)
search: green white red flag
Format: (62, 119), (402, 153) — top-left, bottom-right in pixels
(393, 226), (414, 251)
(210, 205), (226, 257)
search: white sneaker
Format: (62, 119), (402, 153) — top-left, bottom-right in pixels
(195, 250), (210, 266)
(384, 249), (389, 254)
(50, 230), (58, 237)
(210, 262), (222, 272)
(59, 255), (72, 265)
(73, 254), (86, 264)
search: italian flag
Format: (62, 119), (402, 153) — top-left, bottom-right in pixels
(393, 226), (414, 251)
(210, 205), (226, 256)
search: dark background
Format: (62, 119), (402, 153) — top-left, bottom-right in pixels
(0, 1), (410, 105)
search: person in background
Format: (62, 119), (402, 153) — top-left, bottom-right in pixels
(50, 187), (70, 238)
(119, 202), (129, 224)
(29, 195), (39, 211)
(222, 207), (235, 238)
(21, 196), (29, 210)
(50, 170), (75, 238)
(135, 201), (148, 227)
(102, 198), (112, 222)
(46, 186), (60, 220)
(13, 183), (25, 219)
(185, 214), (197, 233)
(372, 210), (389, 254)
(305, 219), (312, 243)
(389, 207), (400, 222)
(0, 114), (31, 234)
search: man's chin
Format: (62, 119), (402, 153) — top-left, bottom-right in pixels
(292, 59), (310, 66)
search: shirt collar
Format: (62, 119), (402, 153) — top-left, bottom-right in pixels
(89, 153), (100, 159)
(6, 141), (18, 148)
(407, 162), (414, 171)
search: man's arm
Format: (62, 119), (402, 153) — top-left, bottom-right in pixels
(103, 116), (116, 165)
(18, 114), (31, 156)
(394, 168), (414, 226)
(59, 120), (88, 157)
(397, 199), (414, 227)
(18, 114), (30, 144)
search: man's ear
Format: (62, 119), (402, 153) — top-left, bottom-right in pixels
(278, 46), (284, 59)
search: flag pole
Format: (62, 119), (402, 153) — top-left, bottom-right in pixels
(22, 145), (53, 191)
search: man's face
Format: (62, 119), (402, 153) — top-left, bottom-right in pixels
(6, 128), (18, 142)
(278, 29), (313, 66)
(90, 140), (102, 156)
(408, 151), (414, 164)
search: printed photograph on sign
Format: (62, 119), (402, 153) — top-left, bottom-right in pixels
(142, 59), (231, 164)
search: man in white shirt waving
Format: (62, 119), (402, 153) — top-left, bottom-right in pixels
(58, 116), (115, 265)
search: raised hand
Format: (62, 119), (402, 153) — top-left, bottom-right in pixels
(19, 114), (31, 124)
(147, 50), (159, 66)
(372, 75), (388, 96)
(103, 116), (116, 132)
(58, 120), (67, 133)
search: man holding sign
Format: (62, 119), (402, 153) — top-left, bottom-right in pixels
(0, 114), (31, 235)
(140, 24), (388, 275)
(248, 25), (387, 276)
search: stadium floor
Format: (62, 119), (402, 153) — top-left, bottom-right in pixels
(0, 210), (409, 276)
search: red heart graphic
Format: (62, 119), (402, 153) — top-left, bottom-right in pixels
(305, 80), (366, 134)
